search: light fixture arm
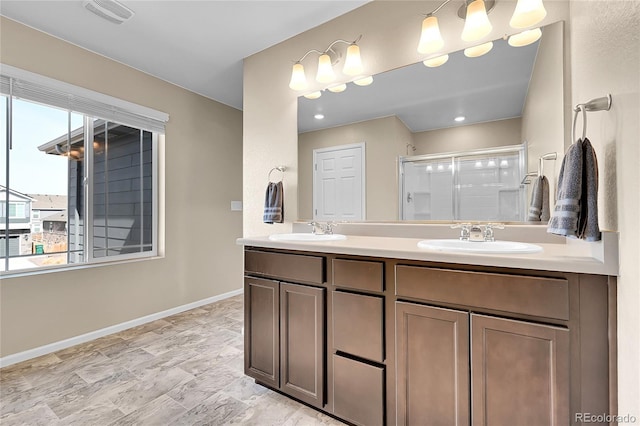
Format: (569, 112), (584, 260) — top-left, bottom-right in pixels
(424, 0), (452, 17)
(293, 35), (362, 63)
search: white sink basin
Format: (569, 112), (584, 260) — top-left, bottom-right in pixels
(417, 239), (543, 254)
(269, 233), (347, 242)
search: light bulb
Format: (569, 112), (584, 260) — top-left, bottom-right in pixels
(327, 84), (347, 93)
(510, 0), (547, 29)
(353, 76), (373, 86)
(423, 54), (449, 68)
(461, 0), (493, 42)
(343, 44), (364, 76)
(464, 41), (493, 58)
(418, 16), (445, 54)
(289, 62), (308, 91)
(508, 28), (542, 47)
(316, 53), (336, 84)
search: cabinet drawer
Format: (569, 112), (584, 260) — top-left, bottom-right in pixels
(333, 354), (384, 426)
(396, 265), (569, 321)
(333, 258), (383, 292)
(245, 249), (324, 284)
(333, 291), (384, 363)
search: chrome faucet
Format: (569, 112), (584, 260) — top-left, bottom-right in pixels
(452, 223), (504, 242)
(308, 221), (336, 235)
(482, 223), (504, 242)
(451, 223), (472, 241)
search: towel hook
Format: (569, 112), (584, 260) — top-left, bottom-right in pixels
(268, 166), (286, 183)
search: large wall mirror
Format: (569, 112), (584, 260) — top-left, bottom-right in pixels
(298, 21), (564, 223)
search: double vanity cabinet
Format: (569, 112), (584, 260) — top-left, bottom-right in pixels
(243, 244), (615, 426)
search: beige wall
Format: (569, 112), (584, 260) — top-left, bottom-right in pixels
(298, 116), (406, 221)
(522, 21), (565, 203)
(569, 1), (640, 417)
(0, 17), (244, 357)
(413, 117), (523, 155)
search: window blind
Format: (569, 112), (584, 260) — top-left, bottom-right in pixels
(0, 64), (169, 134)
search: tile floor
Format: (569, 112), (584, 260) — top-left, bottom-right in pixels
(0, 295), (346, 425)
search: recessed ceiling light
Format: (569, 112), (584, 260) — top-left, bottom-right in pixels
(454, 116), (466, 122)
(314, 114), (325, 120)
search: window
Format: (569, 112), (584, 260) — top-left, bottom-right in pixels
(9, 202), (26, 218)
(1, 65), (167, 273)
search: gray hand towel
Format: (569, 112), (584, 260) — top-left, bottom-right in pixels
(527, 176), (550, 221)
(263, 181), (284, 224)
(548, 142), (583, 237)
(578, 138), (601, 241)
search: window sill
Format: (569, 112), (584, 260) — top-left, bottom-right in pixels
(0, 254), (165, 280)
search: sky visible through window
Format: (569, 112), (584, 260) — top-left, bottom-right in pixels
(1, 98), (83, 195)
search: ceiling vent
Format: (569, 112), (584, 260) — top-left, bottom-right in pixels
(83, 0), (134, 24)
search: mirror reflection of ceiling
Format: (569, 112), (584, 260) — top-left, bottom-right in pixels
(298, 36), (541, 134)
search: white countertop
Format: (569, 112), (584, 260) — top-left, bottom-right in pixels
(237, 232), (619, 276)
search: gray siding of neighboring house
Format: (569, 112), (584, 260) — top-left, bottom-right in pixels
(68, 125), (152, 260)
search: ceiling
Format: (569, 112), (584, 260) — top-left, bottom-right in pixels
(0, 0), (370, 110)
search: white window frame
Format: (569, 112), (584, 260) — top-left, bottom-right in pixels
(1, 65), (166, 274)
(84, 118), (159, 264)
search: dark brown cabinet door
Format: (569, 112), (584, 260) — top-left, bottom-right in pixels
(396, 302), (470, 426)
(244, 277), (279, 389)
(280, 282), (325, 408)
(471, 314), (570, 426)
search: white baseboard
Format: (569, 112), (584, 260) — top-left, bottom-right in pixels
(0, 288), (243, 369)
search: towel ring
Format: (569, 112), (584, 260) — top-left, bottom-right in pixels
(268, 166), (286, 183)
(572, 104), (587, 144)
(571, 94), (612, 144)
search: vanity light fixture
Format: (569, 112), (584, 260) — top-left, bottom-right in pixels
(416, 0), (548, 60)
(316, 53), (336, 84)
(303, 91), (322, 100)
(464, 41), (494, 57)
(508, 27), (542, 47)
(353, 76), (374, 86)
(327, 83), (347, 93)
(289, 62), (308, 91)
(461, 0), (493, 42)
(423, 54), (449, 68)
(289, 35), (366, 91)
(418, 15), (445, 54)
(509, 0), (547, 29)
